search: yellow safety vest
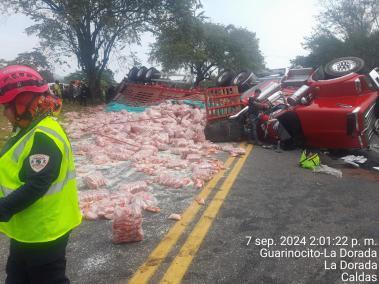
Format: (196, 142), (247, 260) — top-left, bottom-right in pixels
(299, 150), (320, 170)
(0, 116), (82, 243)
(53, 84), (62, 97)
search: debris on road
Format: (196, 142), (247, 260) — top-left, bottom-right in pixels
(299, 150), (320, 170)
(112, 205), (144, 244)
(145, 206), (161, 213)
(62, 102), (246, 243)
(195, 196), (205, 205)
(342, 160), (360, 168)
(84, 171), (107, 189)
(340, 155), (367, 167)
(168, 213), (182, 221)
(314, 164), (343, 178)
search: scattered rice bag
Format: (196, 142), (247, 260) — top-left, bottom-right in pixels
(112, 205), (143, 244)
(168, 213), (181, 221)
(84, 172), (107, 189)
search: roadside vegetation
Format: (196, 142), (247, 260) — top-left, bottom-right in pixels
(292, 0), (379, 69)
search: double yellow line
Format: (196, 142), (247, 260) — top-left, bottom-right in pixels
(128, 144), (253, 284)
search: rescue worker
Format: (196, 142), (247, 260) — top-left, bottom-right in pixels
(0, 65), (82, 283)
(247, 88), (269, 145)
(79, 82), (89, 106)
(53, 80), (62, 98)
(72, 80), (81, 103)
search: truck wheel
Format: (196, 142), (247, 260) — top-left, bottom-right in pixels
(145, 67), (161, 82)
(136, 66), (148, 81)
(128, 67), (139, 81)
(232, 71), (253, 92)
(324, 57), (365, 77)
(216, 70), (235, 87)
(232, 71), (249, 86)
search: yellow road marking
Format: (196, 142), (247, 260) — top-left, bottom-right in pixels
(128, 152), (239, 284)
(160, 144), (253, 284)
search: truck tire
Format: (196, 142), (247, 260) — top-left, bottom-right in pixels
(324, 57), (365, 77)
(145, 67), (161, 82)
(232, 71), (249, 86)
(136, 66), (148, 81)
(216, 70), (235, 87)
(128, 67), (139, 81)
(232, 71), (252, 92)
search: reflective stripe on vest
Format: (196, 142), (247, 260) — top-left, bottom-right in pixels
(0, 170), (76, 197)
(4, 125), (74, 197)
(12, 126), (69, 162)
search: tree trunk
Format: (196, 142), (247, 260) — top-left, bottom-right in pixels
(194, 66), (205, 87)
(194, 76), (204, 87)
(84, 68), (102, 104)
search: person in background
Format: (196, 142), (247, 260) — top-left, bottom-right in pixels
(79, 82), (89, 106)
(68, 81), (75, 103)
(0, 65), (82, 283)
(72, 80), (81, 103)
(62, 85), (70, 102)
(53, 80), (62, 98)
(247, 88), (269, 145)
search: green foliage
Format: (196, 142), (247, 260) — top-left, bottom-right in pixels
(63, 71), (87, 83)
(150, 18), (265, 86)
(223, 25), (265, 72)
(292, 0), (379, 69)
(10, 49), (51, 70)
(0, 49), (54, 81)
(2, 0), (200, 100)
(64, 69), (116, 86)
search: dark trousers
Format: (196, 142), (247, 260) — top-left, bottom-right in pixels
(249, 113), (260, 141)
(5, 232), (70, 284)
(79, 95), (87, 106)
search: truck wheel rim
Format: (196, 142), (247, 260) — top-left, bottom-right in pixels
(331, 59), (357, 73)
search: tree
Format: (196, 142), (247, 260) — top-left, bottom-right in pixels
(2, 0), (200, 101)
(64, 69), (116, 86)
(292, 0), (379, 68)
(223, 25), (265, 72)
(317, 0), (378, 39)
(0, 49), (55, 81)
(150, 19), (265, 86)
(291, 34), (346, 68)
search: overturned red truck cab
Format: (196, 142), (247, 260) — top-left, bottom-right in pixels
(238, 57), (379, 149)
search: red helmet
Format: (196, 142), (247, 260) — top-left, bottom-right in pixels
(0, 65), (48, 104)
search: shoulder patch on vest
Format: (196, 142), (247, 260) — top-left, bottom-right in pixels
(29, 154), (50, 172)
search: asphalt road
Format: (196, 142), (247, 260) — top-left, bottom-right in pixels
(181, 146), (379, 284)
(0, 144), (378, 284)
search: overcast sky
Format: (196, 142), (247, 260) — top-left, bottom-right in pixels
(0, 0), (319, 81)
